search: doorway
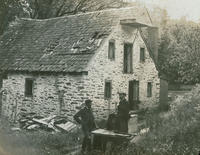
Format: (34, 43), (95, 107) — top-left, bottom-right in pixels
(129, 80), (139, 110)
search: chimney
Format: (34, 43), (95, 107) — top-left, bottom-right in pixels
(147, 27), (159, 63)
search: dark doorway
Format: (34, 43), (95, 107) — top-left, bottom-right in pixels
(129, 80), (139, 110)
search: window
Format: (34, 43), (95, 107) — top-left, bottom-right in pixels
(147, 82), (152, 97)
(124, 43), (133, 73)
(108, 40), (115, 60)
(133, 81), (139, 101)
(140, 47), (145, 62)
(25, 78), (33, 97)
(104, 81), (112, 99)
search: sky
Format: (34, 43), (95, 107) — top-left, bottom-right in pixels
(134, 0), (200, 22)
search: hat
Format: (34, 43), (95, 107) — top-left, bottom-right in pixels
(85, 99), (92, 105)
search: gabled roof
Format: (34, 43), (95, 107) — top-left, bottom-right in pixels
(0, 7), (152, 73)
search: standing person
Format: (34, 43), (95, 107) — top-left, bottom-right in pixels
(117, 92), (130, 133)
(74, 99), (96, 154)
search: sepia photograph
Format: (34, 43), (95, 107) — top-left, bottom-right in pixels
(0, 0), (199, 154)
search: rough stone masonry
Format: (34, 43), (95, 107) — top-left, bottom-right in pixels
(1, 25), (160, 121)
(0, 7), (162, 121)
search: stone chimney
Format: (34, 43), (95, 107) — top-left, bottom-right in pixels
(147, 27), (159, 63)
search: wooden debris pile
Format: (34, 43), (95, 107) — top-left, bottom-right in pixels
(18, 112), (77, 132)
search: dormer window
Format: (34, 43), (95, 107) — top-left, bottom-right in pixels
(140, 47), (145, 62)
(108, 40), (115, 60)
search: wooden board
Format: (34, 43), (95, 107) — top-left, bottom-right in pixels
(91, 129), (131, 138)
(55, 122), (77, 132)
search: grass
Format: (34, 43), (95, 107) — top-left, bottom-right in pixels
(0, 117), (108, 155)
(0, 119), (82, 155)
(123, 84), (200, 155)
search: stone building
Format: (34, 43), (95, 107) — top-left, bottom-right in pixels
(0, 7), (168, 120)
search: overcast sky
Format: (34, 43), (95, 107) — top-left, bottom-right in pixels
(135, 0), (200, 22)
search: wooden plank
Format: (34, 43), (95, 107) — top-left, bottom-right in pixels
(91, 129), (131, 138)
(32, 118), (58, 131)
(55, 121), (77, 132)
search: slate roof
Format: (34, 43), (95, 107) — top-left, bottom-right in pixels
(0, 7), (152, 73)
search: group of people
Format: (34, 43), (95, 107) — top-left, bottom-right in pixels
(73, 92), (130, 154)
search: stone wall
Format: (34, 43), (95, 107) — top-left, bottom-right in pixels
(1, 24), (160, 121)
(1, 73), (89, 121)
(85, 24), (160, 118)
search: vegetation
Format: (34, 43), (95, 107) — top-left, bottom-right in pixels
(27, 0), (125, 19)
(158, 20), (200, 84)
(0, 0), (125, 35)
(0, 119), (82, 155)
(122, 85), (200, 154)
(0, 0), (30, 35)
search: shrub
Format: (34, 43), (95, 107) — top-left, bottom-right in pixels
(126, 84), (200, 154)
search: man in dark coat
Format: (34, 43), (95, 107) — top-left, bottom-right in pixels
(74, 99), (96, 153)
(117, 92), (130, 133)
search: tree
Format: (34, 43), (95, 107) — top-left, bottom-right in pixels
(158, 21), (200, 84)
(0, 0), (125, 35)
(26, 0), (125, 19)
(0, 0), (30, 35)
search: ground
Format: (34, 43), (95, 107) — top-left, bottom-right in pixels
(0, 118), (135, 155)
(0, 119), (82, 155)
(0, 118), (111, 155)
(2, 87), (198, 155)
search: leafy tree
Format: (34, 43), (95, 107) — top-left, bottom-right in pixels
(0, 0), (30, 35)
(158, 20), (200, 84)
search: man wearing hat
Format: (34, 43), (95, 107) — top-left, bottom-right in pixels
(117, 92), (130, 133)
(74, 99), (96, 154)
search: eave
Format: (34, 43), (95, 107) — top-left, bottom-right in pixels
(120, 19), (149, 28)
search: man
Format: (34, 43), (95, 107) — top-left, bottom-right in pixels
(117, 92), (130, 133)
(74, 99), (96, 154)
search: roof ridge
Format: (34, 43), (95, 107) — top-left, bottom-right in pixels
(20, 6), (139, 22)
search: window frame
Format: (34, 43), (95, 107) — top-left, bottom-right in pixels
(104, 80), (112, 100)
(140, 47), (145, 62)
(123, 43), (133, 74)
(108, 40), (115, 60)
(147, 82), (152, 97)
(25, 78), (34, 97)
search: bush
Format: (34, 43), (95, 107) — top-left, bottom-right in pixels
(127, 84), (200, 154)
